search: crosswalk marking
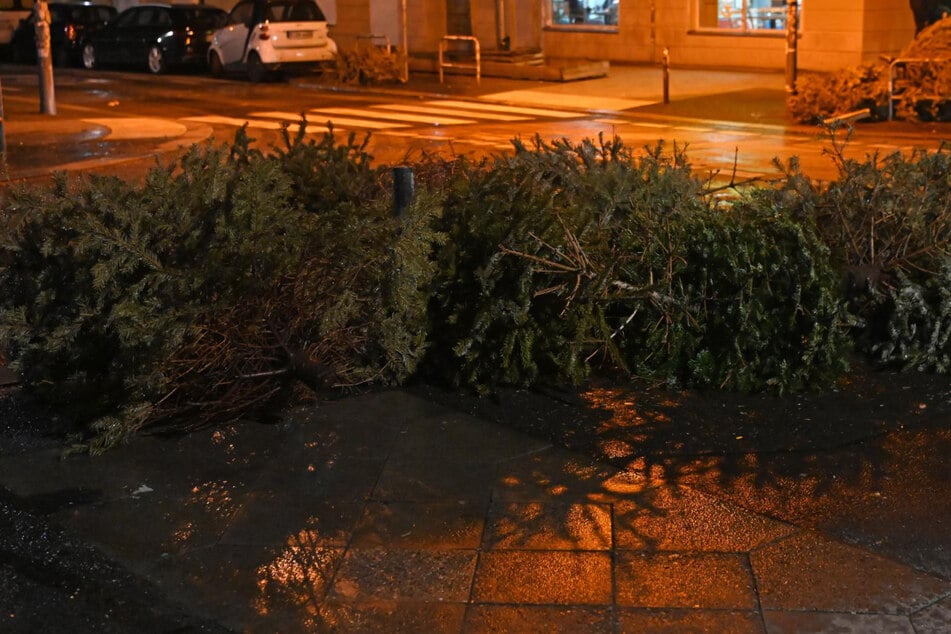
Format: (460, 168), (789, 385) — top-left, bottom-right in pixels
(311, 107), (476, 126)
(302, 115), (408, 130)
(249, 111), (381, 131)
(480, 90), (653, 112)
(429, 99), (585, 119)
(372, 103), (530, 122)
(248, 111), (311, 123)
(183, 115), (308, 131)
(184, 98), (602, 136)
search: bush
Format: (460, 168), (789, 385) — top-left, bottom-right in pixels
(4, 128), (948, 453)
(754, 143), (951, 370)
(333, 45), (405, 85)
(868, 261), (951, 372)
(788, 18), (951, 123)
(422, 135), (851, 394)
(788, 65), (888, 124)
(612, 197), (851, 393)
(0, 124), (441, 452)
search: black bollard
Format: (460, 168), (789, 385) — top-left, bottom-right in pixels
(393, 166), (414, 217)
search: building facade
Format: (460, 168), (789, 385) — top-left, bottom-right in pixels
(328, 0), (920, 72)
(0, 0), (920, 72)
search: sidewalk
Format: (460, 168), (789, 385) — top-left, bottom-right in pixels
(2, 389), (949, 632)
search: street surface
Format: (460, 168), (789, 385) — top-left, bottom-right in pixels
(2, 65), (948, 185)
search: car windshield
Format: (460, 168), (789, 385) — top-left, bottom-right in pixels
(47, 4), (113, 24)
(179, 8), (228, 29)
(266, 1), (325, 22)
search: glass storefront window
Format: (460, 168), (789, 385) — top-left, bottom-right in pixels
(698, 0), (793, 32)
(550, 0), (619, 27)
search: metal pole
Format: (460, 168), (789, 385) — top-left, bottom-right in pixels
(662, 47), (670, 104)
(400, 0), (409, 83)
(34, 0), (57, 115)
(785, 0), (799, 95)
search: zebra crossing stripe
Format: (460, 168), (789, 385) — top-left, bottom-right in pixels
(302, 115), (409, 130)
(311, 107), (476, 126)
(184, 115), (341, 134)
(430, 100), (584, 119)
(183, 115), (293, 131)
(483, 90), (653, 112)
(372, 103), (530, 122)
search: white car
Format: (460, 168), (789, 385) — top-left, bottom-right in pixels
(208, 0), (336, 82)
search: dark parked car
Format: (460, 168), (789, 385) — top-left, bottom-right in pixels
(7, 2), (116, 67)
(81, 3), (228, 74)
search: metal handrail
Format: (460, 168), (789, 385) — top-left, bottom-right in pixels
(438, 35), (480, 84)
(888, 56), (949, 120)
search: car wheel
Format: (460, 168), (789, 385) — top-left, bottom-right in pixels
(147, 46), (166, 74)
(209, 51), (224, 78)
(246, 51), (266, 83)
(82, 43), (96, 70)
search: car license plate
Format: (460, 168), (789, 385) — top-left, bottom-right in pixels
(286, 30), (312, 39)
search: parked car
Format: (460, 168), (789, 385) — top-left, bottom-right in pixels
(7, 2), (116, 67)
(81, 3), (228, 74)
(207, 0), (336, 82)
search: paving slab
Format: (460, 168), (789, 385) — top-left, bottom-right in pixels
(463, 605), (615, 632)
(613, 484), (796, 552)
(751, 531), (951, 614)
(616, 608), (765, 634)
(482, 500), (613, 551)
(615, 551), (758, 610)
(471, 550), (614, 605)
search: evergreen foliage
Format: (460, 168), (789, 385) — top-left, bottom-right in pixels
(333, 45), (405, 85)
(423, 135), (851, 394)
(755, 143), (951, 371)
(0, 124), (441, 452)
(787, 19), (951, 123)
(2, 127), (948, 453)
(787, 65), (888, 124)
(869, 260), (951, 372)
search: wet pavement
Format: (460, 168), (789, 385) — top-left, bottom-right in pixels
(2, 390), (950, 632)
(2, 61), (946, 185)
(1, 63), (951, 632)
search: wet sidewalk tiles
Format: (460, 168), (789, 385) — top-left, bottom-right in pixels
(1, 390), (949, 632)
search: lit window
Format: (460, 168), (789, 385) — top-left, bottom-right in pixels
(698, 0), (794, 32)
(550, 0), (619, 27)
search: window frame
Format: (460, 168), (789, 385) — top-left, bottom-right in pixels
(545, 0), (620, 32)
(694, 1), (796, 36)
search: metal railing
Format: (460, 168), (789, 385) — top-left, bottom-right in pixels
(438, 35), (480, 84)
(888, 57), (949, 121)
